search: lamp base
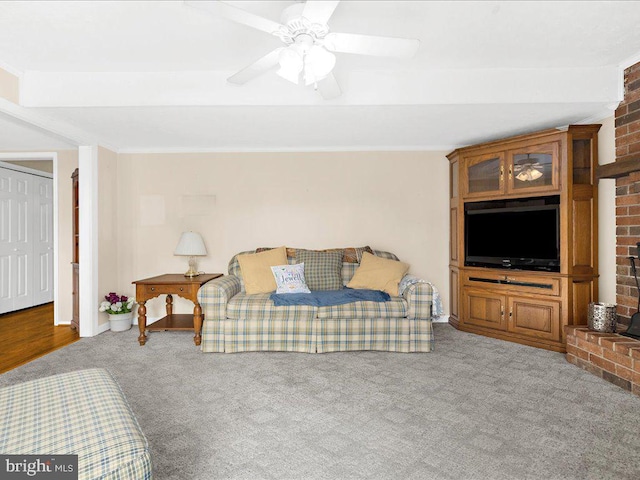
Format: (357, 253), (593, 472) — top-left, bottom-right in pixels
(184, 256), (200, 277)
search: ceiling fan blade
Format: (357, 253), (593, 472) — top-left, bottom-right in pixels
(302, 1), (340, 25)
(324, 32), (419, 58)
(227, 48), (283, 85)
(316, 73), (342, 100)
(185, 1), (284, 35)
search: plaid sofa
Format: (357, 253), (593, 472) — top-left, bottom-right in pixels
(198, 248), (435, 354)
(0, 369), (152, 480)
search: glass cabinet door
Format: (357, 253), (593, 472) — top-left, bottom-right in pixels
(465, 154), (503, 197)
(511, 153), (553, 189)
(507, 142), (559, 193)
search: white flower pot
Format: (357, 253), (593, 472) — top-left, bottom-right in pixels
(109, 312), (133, 332)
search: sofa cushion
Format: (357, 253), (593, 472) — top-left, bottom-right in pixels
(317, 296), (407, 319)
(0, 369), (152, 480)
(316, 318), (411, 353)
(227, 293), (317, 321)
(347, 252), (410, 296)
(256, 246), (373, 263)
(311, 246), (373, 263)
(237, 246), (288, 294)
(296, 249), (343, 291)
(271, 263), (311, 294)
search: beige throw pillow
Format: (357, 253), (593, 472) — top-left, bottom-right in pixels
(347, 252), (409, 296)
(238, 246), (288, 294)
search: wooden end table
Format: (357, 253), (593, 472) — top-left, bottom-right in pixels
(133, 273), (222, 346)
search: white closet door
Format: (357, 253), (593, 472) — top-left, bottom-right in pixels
(0, 168), (33, 313)
(0, 167), (53, 314)
(0, 169), (15, 313)
(32, 176), (54, 306)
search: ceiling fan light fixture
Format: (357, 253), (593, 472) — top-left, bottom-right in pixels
(305, 45), (336, 77)
(277, 45), (304, 84)
(278, 42), (335, 86)
(277, 65), (302, 84)
(200, 0), (420, 99)
(516, 167), (543, 182)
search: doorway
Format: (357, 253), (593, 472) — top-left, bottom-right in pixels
(0, 161), (54, 314)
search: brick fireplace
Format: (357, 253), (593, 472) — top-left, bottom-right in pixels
(601, 59), (640, 325)
(615, 171), (640, 325)
(613, 61), (640, 325)
(566, 61), (640, 396)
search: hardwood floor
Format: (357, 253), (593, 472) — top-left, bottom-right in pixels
(0, 303), (79, 374)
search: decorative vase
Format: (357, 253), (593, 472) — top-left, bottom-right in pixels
(109, 312), (133, 332)
(587, 302), (617, 333)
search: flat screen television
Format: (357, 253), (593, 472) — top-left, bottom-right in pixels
(464, 196), (560, 272)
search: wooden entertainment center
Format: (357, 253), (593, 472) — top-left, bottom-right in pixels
(447, 125), (600, 352)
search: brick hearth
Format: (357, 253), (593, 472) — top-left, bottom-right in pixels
(565, 325), (640, 396)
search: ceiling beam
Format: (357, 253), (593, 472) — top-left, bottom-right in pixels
(20, 67), (620, 107)
(0, 98), (116, 150)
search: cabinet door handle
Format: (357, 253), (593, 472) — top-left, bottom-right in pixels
(179, 287), (184, 291)
(500, 165), (504, 181)
(150, 287), (155, 291)
(508, 166), (513, 180)
(509, 308), (513, 318)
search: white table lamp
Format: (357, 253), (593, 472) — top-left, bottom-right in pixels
(174, 231), (207, 277)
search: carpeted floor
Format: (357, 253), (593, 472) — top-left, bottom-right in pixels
(1, 323), (640, 480)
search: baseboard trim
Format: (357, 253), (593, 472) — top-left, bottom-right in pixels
(96, 321), (111, 334)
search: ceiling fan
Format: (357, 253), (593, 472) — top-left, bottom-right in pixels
(185, 0), (420, 99)
(513, 155), (544, 182)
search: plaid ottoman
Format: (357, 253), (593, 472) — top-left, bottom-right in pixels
(0, 369), (152, 480)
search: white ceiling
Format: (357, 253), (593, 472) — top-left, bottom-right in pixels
(1, 0), (640, 152)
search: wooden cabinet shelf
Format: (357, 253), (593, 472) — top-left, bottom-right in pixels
(448, 125), (600, 352)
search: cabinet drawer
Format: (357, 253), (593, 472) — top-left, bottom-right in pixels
(137, 284), (195, 299)
(463, 271), (560, 296)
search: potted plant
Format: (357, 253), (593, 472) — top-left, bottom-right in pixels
(99, 292), (135, 332)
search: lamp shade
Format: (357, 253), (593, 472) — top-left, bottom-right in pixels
(277, 45), (304, 84)
(174, 232), (207, 256)
(305, 46), (336, 79)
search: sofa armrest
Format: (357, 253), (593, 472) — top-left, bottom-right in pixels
(402, 281), (436, 320)
(197, 275), (241, 321)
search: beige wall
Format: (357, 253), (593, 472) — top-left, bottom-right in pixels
(98, 146), (119, 326)
(598, 116), (616, 304)
(117, 151), (450, 320)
